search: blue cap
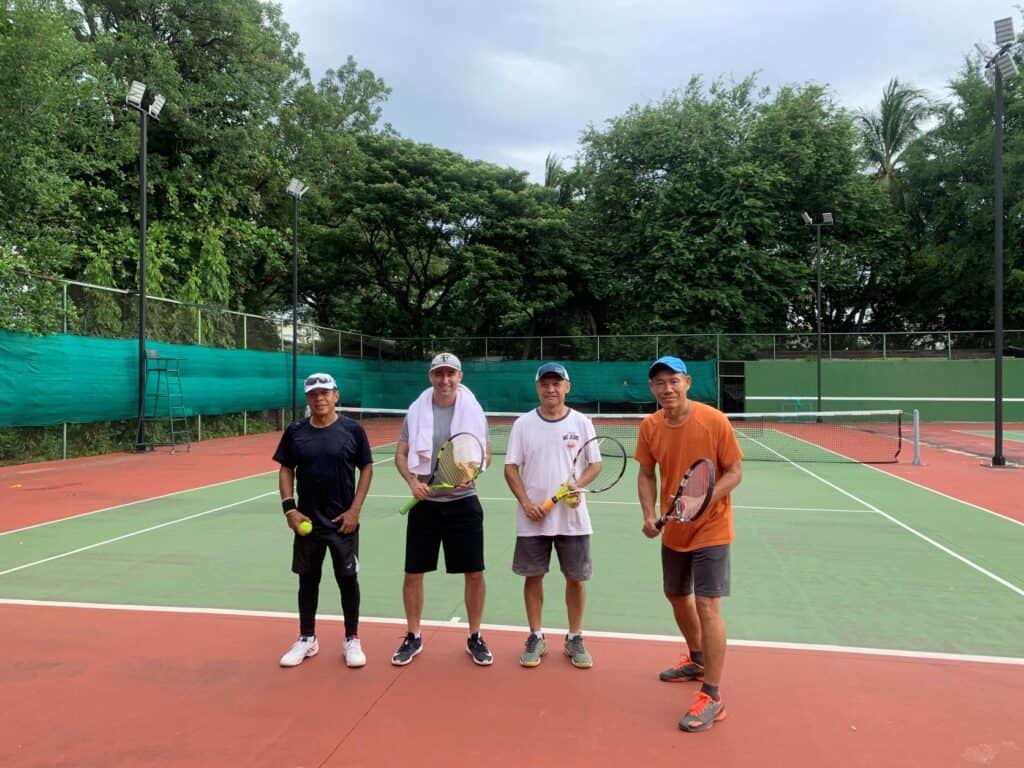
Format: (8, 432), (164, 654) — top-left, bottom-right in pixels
(648, 356), (688, 378)
(535, 362), (570, 381)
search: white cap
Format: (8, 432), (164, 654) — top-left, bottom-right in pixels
(303, 372), (337, 393)
(429, 352), (462, 372)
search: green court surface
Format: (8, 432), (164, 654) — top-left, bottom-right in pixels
(2, 447), (1022, 659)
(961, 429), (1024, 442)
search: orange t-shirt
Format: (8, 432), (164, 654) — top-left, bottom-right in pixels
(635, 402), (743, 552)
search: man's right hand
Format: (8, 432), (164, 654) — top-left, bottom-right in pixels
(284, 508), (310, 533)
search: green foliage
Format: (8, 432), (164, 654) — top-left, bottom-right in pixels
(570, 77), (906, 337)
(901, 50), (1023, 329)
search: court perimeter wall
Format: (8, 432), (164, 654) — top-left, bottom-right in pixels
(744, 358), (1024, 421)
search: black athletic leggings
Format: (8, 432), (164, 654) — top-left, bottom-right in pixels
(298, 561), (360, 638)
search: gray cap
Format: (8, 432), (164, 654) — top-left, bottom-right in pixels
(429, 352), (462, 372)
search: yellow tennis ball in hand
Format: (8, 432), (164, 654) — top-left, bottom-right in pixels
(298, 520), (313, 536)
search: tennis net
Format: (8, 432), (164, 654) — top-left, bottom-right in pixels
(339, 407), (908, 464)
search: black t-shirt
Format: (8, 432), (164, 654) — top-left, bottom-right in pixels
(273, 417), (373, 528)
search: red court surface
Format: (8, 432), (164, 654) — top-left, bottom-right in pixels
(1, 603), (1021, 768)
(0, 433), (281, 530)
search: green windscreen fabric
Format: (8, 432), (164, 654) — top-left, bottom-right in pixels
(0, 331), (717, 426)
(357, 359), (718, 411)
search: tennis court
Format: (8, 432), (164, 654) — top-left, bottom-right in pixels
(1, 415), (1022, 767)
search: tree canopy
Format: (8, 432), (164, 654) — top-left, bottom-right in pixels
(2, 0), (1021, 344)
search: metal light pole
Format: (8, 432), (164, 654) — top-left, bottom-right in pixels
(802, 211), (834, 415)
(983, 17), (1018, 467)
(126, 81), (165, 451)
(286, 178), (309, 425)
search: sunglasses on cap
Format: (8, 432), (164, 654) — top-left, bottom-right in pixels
(305, 374), (335, 387)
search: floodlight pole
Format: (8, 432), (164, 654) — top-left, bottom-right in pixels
(286, 178), (308, 426)
(802, 212), (832, 417)
(126, 82), (163, 452)
(984, 19), (1017, 467)
(993, 63), (1006, 466)
(815, 222), (823, 415)
(291, 193), (299, 425)
(135, 106), (148, 449)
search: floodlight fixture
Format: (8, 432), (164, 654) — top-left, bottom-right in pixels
(286, 178), (309, 199)
(148, 94), (166, 119)
(801, 211), (813, 225)
(126, 81), (146, 110)
(822, 212), (834, 225)
(994, 17), (1015, 46)
(996, 53), (1019, 80)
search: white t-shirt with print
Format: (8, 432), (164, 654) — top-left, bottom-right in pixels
(505, 408), (598, 536)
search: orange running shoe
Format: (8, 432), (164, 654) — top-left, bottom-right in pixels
(679, 691), (727, 732)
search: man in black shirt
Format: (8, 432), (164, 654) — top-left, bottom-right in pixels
(274, 372), (374, 668)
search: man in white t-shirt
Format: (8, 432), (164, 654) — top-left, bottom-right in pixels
(503, 362), (602, 669)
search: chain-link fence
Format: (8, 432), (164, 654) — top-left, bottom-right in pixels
(2, 271), (1020, 465)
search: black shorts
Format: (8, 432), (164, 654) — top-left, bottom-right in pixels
(661, 543), (730, 597)
(292, 527), (360, 578)
(404, 496), (485, 574)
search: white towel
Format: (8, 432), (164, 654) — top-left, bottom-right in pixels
(406, 384), (488, 476)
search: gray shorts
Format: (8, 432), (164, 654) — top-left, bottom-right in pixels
(513, 535), (592, 582)
(661, 544), (731, 597)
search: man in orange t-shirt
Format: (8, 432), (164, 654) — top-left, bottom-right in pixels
(636, 356), (743, 733)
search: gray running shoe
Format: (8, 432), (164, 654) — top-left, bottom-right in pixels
(391, 633), (422, 666)
(519, 634), (547, 667)
(659, 654), (704, 682)
(564, 634), (593, 669)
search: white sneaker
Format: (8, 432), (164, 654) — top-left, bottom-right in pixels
(280, 636), (319, 667)
(344, 637), (366, 668)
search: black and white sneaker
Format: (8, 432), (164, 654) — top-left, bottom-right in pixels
(466, 633), (493, 666)
(391, 633), (423, 666)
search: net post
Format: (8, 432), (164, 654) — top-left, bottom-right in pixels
(912, 409), (921, 466)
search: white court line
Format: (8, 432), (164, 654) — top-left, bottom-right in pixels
(1, 598), (1021, 667)
(0, 492), (275, 577)
(743, 436), (1024, 598)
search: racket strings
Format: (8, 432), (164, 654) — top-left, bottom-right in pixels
(436, 435), (484, 486)
(575, 435), (627, 493)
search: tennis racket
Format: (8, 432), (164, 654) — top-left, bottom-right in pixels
(655, 458), (715, 529)
(541, 434), (628, 512)
(400, 432), (486, 515)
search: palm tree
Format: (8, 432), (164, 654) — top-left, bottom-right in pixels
(857, 78), (932, 186)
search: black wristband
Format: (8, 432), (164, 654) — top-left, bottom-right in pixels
(282, 498), (297, 513)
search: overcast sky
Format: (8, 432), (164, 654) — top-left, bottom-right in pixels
(280, 0), (1017, 182)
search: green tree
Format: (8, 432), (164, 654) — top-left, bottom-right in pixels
(900, 53), (1024, 329)
(857, 78), (933, 186)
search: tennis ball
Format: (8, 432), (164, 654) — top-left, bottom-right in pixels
(298, 520), (313, 536)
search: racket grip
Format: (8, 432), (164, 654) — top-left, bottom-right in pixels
(399, 497), (418, 516)
(541, 496), (556, 512)
(654, 517), (666, 531)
